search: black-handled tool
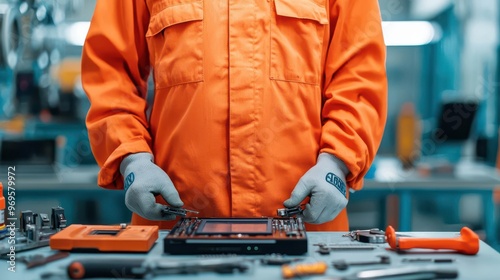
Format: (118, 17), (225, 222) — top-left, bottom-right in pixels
(68, 259), (145, 279)
(67, 257), (250, 279)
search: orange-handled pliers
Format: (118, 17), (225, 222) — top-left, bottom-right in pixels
(385, 225), (479, 255)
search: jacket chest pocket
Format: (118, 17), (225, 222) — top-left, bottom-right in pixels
(270, 0), (328, 85)
(146, 0), (204, 89)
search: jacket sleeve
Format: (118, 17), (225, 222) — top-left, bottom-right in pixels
(82, 0), (152, 189)
(321, 0), (388, 191)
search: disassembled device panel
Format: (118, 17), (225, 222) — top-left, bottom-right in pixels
(50, 223), (159, 252)
(164, 217), (308, 255)
(0, 207), (67, 256)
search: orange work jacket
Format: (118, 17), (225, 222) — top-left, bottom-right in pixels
(82, 0), (387, 231)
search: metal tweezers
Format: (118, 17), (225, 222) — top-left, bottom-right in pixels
(161, 206), (199, 217)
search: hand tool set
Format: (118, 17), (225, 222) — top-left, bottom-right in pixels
(2, 204), (479, 279)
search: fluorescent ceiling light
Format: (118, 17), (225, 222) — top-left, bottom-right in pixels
(65, 20), (441, 48)
(382, 21), (442, 46)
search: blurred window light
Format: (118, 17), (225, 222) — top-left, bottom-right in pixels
(0, 3), (8, 14)
(382, 21), (442, 46)
(65, 21), (90, 46)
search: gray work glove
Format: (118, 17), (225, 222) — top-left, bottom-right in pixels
(120, 152), (183, 220)
(284, 153), (349, 224)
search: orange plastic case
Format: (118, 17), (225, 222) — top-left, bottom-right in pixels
(50, 224), (158, 252)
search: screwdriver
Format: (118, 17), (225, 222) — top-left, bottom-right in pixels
(67, 257), (249, 279)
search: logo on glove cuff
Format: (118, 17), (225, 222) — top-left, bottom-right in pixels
(124, 172), (135, 191)
(325, 172), (346, 197)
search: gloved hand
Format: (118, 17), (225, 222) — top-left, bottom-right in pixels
(120, 152), (183, 220)
(284, 153), (349, 224)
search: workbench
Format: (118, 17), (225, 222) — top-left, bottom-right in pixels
(360, 157), (500, 249)
(1, 231), (499, 279)
(2, 158), (500, 252)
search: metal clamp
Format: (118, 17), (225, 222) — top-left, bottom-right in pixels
(161, 206), (199, 217)
(343, 228), (386, 244)
(277, 204), (305, 218)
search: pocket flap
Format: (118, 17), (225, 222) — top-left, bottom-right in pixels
(274, 0), (328, 24)
(146, 0), (203, 37)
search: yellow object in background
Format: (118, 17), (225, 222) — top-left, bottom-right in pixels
(282, 262), (328, 279)
(0, 115), (26, 134)
(51, 58), (81, 93)
(396, 103), (421, 169)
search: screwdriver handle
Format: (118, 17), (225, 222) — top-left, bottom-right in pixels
(67, 259), (146, 279)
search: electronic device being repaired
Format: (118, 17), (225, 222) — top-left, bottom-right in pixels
(164, 217), (307, 255)
(50, 223), (158, 252)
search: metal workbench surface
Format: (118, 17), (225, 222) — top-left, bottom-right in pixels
(2, 231), (499, 280)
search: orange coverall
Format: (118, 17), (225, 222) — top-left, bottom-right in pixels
(82, 0), (387, 231)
